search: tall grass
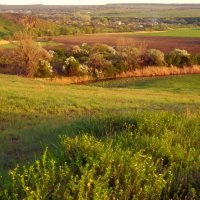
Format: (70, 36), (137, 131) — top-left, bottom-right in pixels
(45, 66), (200, 84)
(1, 111), (200, 199)
(117, 66), (200, 79)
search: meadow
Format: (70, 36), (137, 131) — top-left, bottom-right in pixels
(133, 28), (200, 38)
(90, 4), (200, 18)
(0, 74), (200, 199)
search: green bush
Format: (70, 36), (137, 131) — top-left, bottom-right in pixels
(2, 135), (166, 200)
(118, 47), (142, 71)
(166, 49), (192, 67)
(92, 44), (117, 60)
(191, 54), (200, 65)
(143, 49), (166, 66)
(35, 60), (53, 78)
(62, 56), (80, 76)
(52, 49), (66, 62)
(87, 53), (114, 77)
(78, 64), (92, 76)
(1, 112), (200, 199)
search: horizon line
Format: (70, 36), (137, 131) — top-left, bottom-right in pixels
(1, 3), (200, 6)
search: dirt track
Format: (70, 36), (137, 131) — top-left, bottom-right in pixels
(51, 34), (200, 54)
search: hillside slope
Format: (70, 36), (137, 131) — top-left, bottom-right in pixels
(0, 74), (200, 199)
(0, 15), (18, 39)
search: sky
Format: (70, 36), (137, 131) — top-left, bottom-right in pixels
(1, 0), (200, 5)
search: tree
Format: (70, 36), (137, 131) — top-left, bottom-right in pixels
(10, 31), (52, 77)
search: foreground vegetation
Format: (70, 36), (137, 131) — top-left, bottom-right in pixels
(0, 74), (199, 199)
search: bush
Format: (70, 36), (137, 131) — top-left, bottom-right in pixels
(87, 53), (113, 76)
(62, 56), (80, 76)
(78, 64), (92, 76)
(35, 60), (54, 78)
(191, 54), (200, 65)
(52, 49), (66, 62)
(78, 43), (92, 62)
(118, 47), (142, 71)
(143, 49), (166, 66)
(166, 49), (192, 67)
(10, 32), (52, 77)
(71, 45), (82, 56)
(2, 135), (166, 200)
(1, 112), (200, 199)
(87, 52), (118, 77)
(92, 44), (116, 60)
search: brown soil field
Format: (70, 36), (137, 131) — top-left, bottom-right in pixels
(50, 34), (200, 54)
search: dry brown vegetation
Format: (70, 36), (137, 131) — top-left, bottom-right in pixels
(7, 32), (51, 77)
(116, 65), (200, 78)
(44, 66), (200, 84)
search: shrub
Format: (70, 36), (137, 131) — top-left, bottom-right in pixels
(87, 53), (113, 71)
(10, 31), (52, 77)
(52, 49), (66, 62)
(1, 112), (200, 199)
(35, 60), (54, 78)
(78, 64), (92, 76)
(71, 45), (82, 56)
(166, 49), (192, 67)
(78, 43), (92, 62)
(62, 56), (80, 76)
(118, 47), (142, 71)
(2, 135), (166, 200)
(143, 49), (166, 66)
(92, 44), (117, 60)
(75, 43), (92, 63)
(93, 68), (105, 78)
(191, 54), (200, 65)
(0, 50), (13, 73)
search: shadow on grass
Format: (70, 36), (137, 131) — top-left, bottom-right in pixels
(0, 107), (199, 176)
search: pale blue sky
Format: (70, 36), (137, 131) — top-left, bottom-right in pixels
(1, 0), (200, 5)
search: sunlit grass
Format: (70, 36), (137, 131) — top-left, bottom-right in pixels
(133, 28), (200, 38)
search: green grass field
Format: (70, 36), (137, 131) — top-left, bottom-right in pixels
(134, 28), (200, 38)
(91, 5), (200, 18)
(0, 74), (200, 199)
(0, 74), (199, 170)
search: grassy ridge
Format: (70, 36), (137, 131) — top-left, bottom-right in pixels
(0, 74), (199, 170)
(0, 74), (199, 199)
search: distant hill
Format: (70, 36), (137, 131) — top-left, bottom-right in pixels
(1, 4), (200, 18)
(0, 15), (19, 39)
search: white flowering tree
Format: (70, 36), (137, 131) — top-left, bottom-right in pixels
(35, 60), (53, 78)
(62, 56), (80, 76)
